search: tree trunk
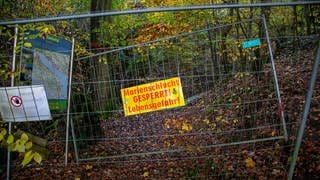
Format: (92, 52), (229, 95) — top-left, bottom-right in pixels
(303, 5), (312, 34)
(76, 0), (113, 143)
(90, 0), (112, 47)
(90, 0), (114, 113)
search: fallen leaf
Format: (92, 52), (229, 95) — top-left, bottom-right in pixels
(33, 152), (42, 164)
(85, 164), (93, 170)
(7, 134), (14, 144)
(173, 119), (180, 129)
(25, 142), (33, 150)
(164, 119), (171, 129)
(143, 171), (149, 177)
(182, 122), (192, 131)
(203, 119), (210, 125)
(0, 129), (7, 136)
(21, 133), (29, 142)
(245, 157), (255, 168)
(21, 150), (34, 167)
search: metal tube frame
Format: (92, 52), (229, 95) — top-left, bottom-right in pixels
(288, 42), (320, 179)
(6, 24), (18, 180)
(262, 15), (288, 141)
(65, 38), (75, 165)
(0, 1), (319, 26)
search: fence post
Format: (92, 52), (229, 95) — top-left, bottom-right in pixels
(6, 24), (18, 180)
(65, 37), (75, 166)
(288, 41), (320, 179)
(262, 15), (288, 141)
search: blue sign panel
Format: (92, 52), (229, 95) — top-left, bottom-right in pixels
(242, 38), (261, 49)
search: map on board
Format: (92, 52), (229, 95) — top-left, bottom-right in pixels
(32, 49), (69, 100)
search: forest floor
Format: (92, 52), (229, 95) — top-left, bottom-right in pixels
(2, 41), (320, 179)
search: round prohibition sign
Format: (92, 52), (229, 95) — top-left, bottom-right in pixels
(10, 96), (23, 107)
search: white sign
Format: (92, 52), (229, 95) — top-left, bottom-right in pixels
(0, 85), (52, 122)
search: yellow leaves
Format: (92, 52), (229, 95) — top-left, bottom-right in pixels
(164, 140), (171, 148)
(164, 120), (171, 129)
(33, 152), (42, 164)
(65, 7), (74, 13)
(21, 133), (29, 142)
(23, 42), (32, 48)
(132, 22), (191, 49)
(234, 72), (244, 79)
(0, 129), (42, 166)
(75, 45), (90, 57)
(216, 39), (263, 63)
(143, 171), (149, 177)
(22, 150), (34, 167)
(42, 27), (50, 34)
(202, 119), (210, 125)
(148, 43), (157, 49)
(22, 150), (42, 167)
(10, 133), (31, 153)
(133, 23), (173, 43)
(232, 118), (239, 125)
(7, 134), (14, 144)
(244, 157), (256, 169)
(81, 164), (93, 177)
(0, 129), (6, 141)
(141, 0), (214, 8)
(85, 164), (93, 170)
(98, 57), (107, 65)
(181, 122), (193, 131)
(203, 118), (217, 131)
(164, 138), (177, 148)
(164, 118), (192, 133)
(13, 139), (26, 153)
(25, 141), (33, 150)
(36, 25), (56, 34)
(248, 56), (257, 61)
(164, 118), (180, 129)
(215, 115), (223, 122)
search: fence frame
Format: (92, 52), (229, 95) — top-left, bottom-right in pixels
(0, 1), (319, 26)
(1, 1), (319, 179)
(68, 16), (289, 164)
(288, 41), (320, 179)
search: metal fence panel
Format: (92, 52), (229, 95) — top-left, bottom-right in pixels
(70, 17), (287, 163)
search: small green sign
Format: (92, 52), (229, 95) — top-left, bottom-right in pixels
(47, 35), (60, 43)
(49, 99), (67, 111)
(242, 38), (261, 49)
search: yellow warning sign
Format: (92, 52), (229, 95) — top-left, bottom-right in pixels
(121, 77), (185, 116)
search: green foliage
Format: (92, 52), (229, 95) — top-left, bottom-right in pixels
(0, 128), (43, 166)
(185, 164), (201, 179)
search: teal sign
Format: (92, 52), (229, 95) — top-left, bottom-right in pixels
(242, 38), (261, 49)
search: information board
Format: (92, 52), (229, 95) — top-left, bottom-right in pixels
(21, 30), (72, 111)
(121, 77), (185, 116)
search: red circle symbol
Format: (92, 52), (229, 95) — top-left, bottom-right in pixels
(10, 96), (23, 107)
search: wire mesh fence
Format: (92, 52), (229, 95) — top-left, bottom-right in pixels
(69, 17), (287, 163)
